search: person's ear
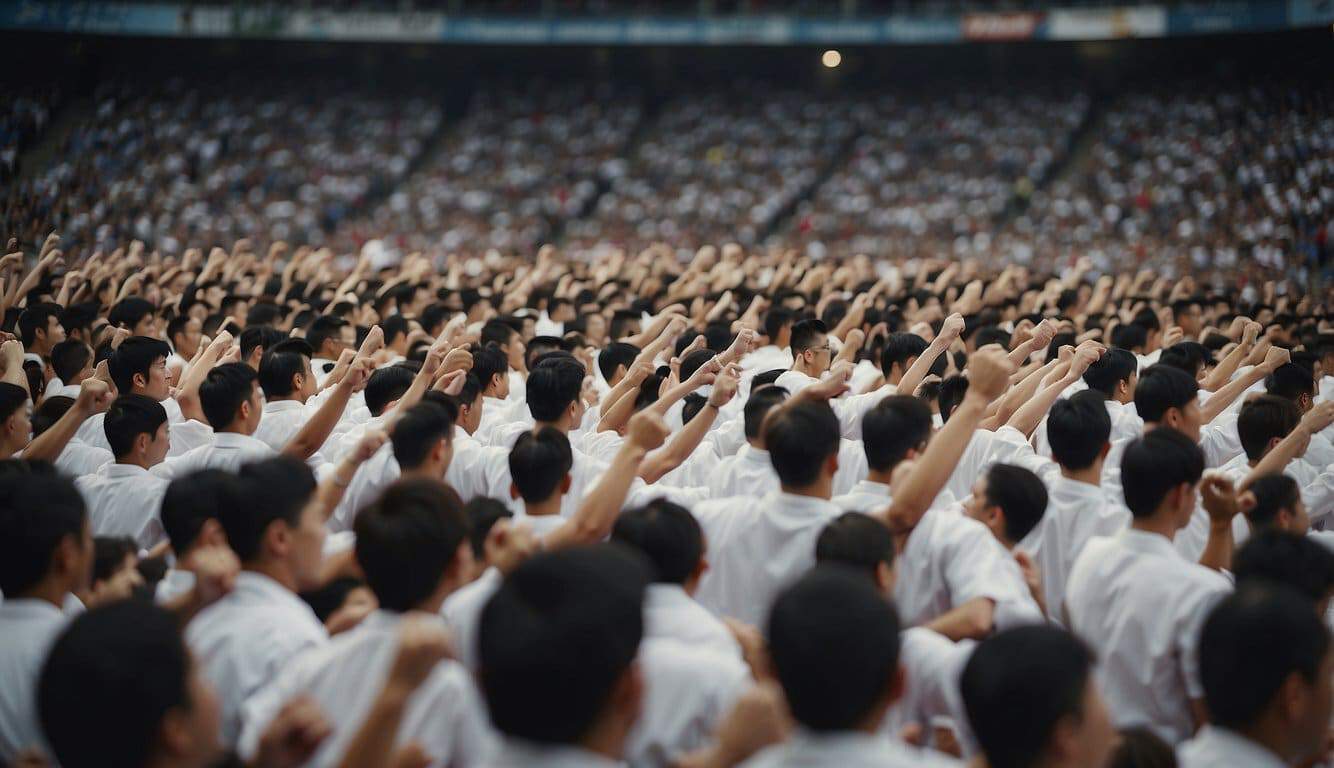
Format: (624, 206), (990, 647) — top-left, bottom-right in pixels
(885, 663), (906, 707)
(509, 482), (520, 501)
(133, 372), (148, 390)
(239, 399), (251, 422)
(265, 520), (290, 559)
(607, 660), (645, 726)
(824, 452), (839, 478)
(135, 432), (152, 457)
(875, 561), (895, 594)
(560, 474), (573, 494)
(1277, 671), (1309, 723)
(292, 373), (304, 392)
(156, 706), (194, 760)
(200, 519), (227, 548)
(1099, 441), (1111, 460)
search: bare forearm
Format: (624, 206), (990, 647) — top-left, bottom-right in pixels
(598, 388), (639, 434)
(24, 405), (88, 462)
(640, 404), (718, 484)
(1201, 340), (1250, 393)
(896, 338), (949, 397)
(923, 598), (995, 642)
(1200, 367), (1265, 425)
(337, 684), (413, 768)
(883, 395), (986, 534)
(1198, 523), (1234, 573)
(549, 445), (648, 549)
(1007, 372), (1080, 438)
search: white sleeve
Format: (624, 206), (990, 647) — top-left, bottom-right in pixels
(944, 522), (1042, 627)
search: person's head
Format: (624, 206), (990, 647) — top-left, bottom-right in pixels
(768, 566), (902, 731)
(479, 545), (650, 749)
(363, 365), (415, 417)
(1171, 298), (1203, 336)
(465, 497), (513, 572)
(104, 394), (170, 466)
(1120, 428), (1204, 526)
(1111, 323), (1148, 354)
(611, 499), (705, 591)
(1237, 395), (1302, 462)
(508, 427), (573, 506)
(1200, 584), (1333, 763)
(0, 381), (33, 454)
(598, 342), (640, 387)
(526, 356), (586, 430)
(1160, 342), (1211, 382)
(880, 332), (933, 381)
(18, 302), (66, 354)
(51, 340), (93, 386)
(1083, 348), (1138, 403)
(31, 395), (72, 440)
(109, 336), (172, 400)
(962, 625), (1114, 768)
(109, 297), (160, 338)
(789, 318), (831, 375)
(482, 319), (523, 369)
(168, 314), (203, 359)
(223, 457), (325, 589)
(258, 341), (316, 404)
(39, 600), (222, 768)
(198, 362), (261, 433)
(763, 399), (840, 493)
(355, 478), (472, 613)
(1107, 727), (1176, 768)
(763, 307), (795, 348)
(161, 470), (236, 556)
(1134, 364), (1201, 440)
(814, 512), (897, 594)
(472, 343), (511, 399)
(380, 314), (410, 353)
(742, 385), (789, 447)
(0, 472), (91, 599)
(306, 315), (354, 359)
(1234, 531), (1334, 612)
(89, 536), (144, 603)
(1046, 390), (1112, 472)
(238, 325), (286, 370)
(938, 375), (971, 423)
(453, 373), (485, 435)
(390, 401), (455, 476)
(861, 394), (933, 475)
(1266, 363), (1316, 413)
(1247, 473), (1309, 533)
(964, 464), (1048, 548)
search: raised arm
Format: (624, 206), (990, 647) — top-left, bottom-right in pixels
(1005, 343), (1102, 438)
(24, 379), (113, 462)
(1200, 320), (1259, 393)
(1242, 402), (1334, 491)
(896, 313), (964, 397)
(1200, 346), (1287, 425)
(638, 365), (739, 484)
(282, 358), (373, 461)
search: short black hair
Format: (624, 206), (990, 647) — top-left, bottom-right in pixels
(390, 402), (454, 470)
(763, 307), (794, 341)
(32, 395), (73, 437)
(166, 314), (194, 344)
(108, 337), (171, 394)
(1160, 342), (1211, 379)
(526, 356), (585, 422)
(380, 314), (410, 346)
(1247, 473), (1304, 531)
(862, 395), (931, 472)
(50, 340), (91, 383)
(0, 473), (86, 595)
(1200, 584), (1330, 730)
(223, 456), (317, 562)
(881, 332), (930, 375)
(161, 469), (239, 554)
(355, 478), (469, 612)
(1046, 390), (1112, 470)
(239, 325), (286, 363)
(789, 318), (828, 355)
(464, 497), (513, 560)
(763, 399), (840, 487)
(751, 368), (786, 390)
(480, 319), (518, 349)
(611, 499), (704, 585)
(1110, 323), (1148, 352)
(479, 545), (649, 745)
(1266, 363), (1315, 402)
(1083, 348), (1137, 398)
(471, 343), (510, 393)
(509, 427), (573, 503)
(1237, 395), (1301, 461)
(1120, 428), (1204, 518)
(1233, 530), (1334, 606)
(768, 566), (901, 731)
(306, 315), (350, 354)
(38, 600), (189, 768)
(199, 362), (257, 429)
(598, 342), (640, 383)
(17, 301), (63, 347)
(984, 464), (1048, 543)
(743, 385), (788, 440)
(0, 380), (29, 423)
(1108, 727), (1175, 768)
(814, 512), (895, 580)
(962, 625), (1095, 768)
(103, 393), (168, 459)
(364, 365), (415, 417)
(92, 536), (136, 584)
(1133, 364), (1198, 423)
(258, 346), (310, 400)
(938, 375), (970, 423)
(108, 297), (156, 331)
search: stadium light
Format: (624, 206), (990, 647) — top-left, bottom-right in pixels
(821, 49), (842, 69)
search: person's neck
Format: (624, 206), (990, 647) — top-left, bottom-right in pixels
(866, 468), (894, 486)
(1131, 514), (1178, 540)
(271, 394), (305, 405)
(578, 714), (634, 763)
(1236, 717), (1304, 765)
(746, 439), (766, 451)
(524, 495), (562, 517)
(780, 479), (833, 501)
(15, 579), (69, 610)
(534, 419), (569, 435)
(402, 463), (444, 482)
(115, 454), (153, 471)
(244, 561), (297, 592)
(886, 369), (903, 387)
(791, 359), (820, 378)
(219, 424), (253, 437)
(1059, 463), (1102, 486)
(0, 438), (21, 460)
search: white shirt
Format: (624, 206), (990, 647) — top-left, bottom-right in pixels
(1025, 475), (1130, 626)
(252, 399), (333, 470)
(693, 491), (842, 625)
(643, 583), (742, 661)
(0, 599), (67, 763)
(833, 479), (958, 517)
(75, 463), (170, 549)
(895, 506), (1043, 631)
(76, 396), (210, 458)
(185, 571), (328, 746)
(1065, 529), (1231, 744)
(1177, 726), (1288, 768)
(629, 638), (749, 767)
(485, 740), (619, 768)
(153, 431), (275, 481)
(54, 438), (112, 477)
(441, 567), (502, 672)
(330, 443), (400, 533)
(740, 344), (793, 374)
(743, 731), (963, 768)
(881, 628), (975, 758)
(237, 610), (495, 767)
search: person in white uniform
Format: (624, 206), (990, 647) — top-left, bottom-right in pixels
(74, 394), (172, 550)
(960, 626), (1118, 768)
(1178, 584), (1333, 768)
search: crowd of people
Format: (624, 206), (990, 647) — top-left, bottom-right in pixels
(0, 225), (1331, 767)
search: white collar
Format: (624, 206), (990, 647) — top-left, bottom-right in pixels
(1119, 527), (1181, 559)
(1182, 726), (1288, 768)
(263, 399), (306, 414)
(103, 462), (151, 479)
(212, 431), (265, 449)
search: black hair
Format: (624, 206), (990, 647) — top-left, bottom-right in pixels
(108, 297), (156, 331)
(526, 356), (585, 423)
(1111, 324), (1148, 352)
(598, 342), (640, 383)
(390, 401), (454, 470)
(258, 345), (311, 400)
(1083, 348), (1138, 398)
(108, 337), (171, 394)
(743, 385), (789, 441)
(472, 343), (510, 394)
(306, 315), (350, 355)
(464, 497), (513, 560)
(763, 307), (794, 342)
(1233, 530), (1334, 606)
(91, 536), (136, 584)
(862, 395), (932, 472)
(1199, 584), (1331, 730)
(0, 473), (86, 595)
(768, 566), (901, 731)
(480, 319), (518, 349)
(239, 325), (286, 363)
(0, 380), (29, 423)
(1133, 364), (1198, 424)
(17, 302), (63, 347)
(103, 393), (168, 459)
(1266, 363), (1315, 402)
(938, 375), (970, 423)
(161, 469), (239, 554)
(789, 318), (828, 355)
(38, 600), (189, 768)
(962, 625), (1096, 768)
(1107, 727), (1176, 768)
(509, 427), (573, 503)
(50, 340), (91, 384)
(1247, 473), (1304, 531)
(983, 464), (1048, 543)
(1159, 342), (1210, 379)
(611, 499), (704, 585)
(479, 545), (650, 744)
(222, 456), (317, 562)
(1046, 390), (1112, 470)
(32, 395), (73, 437)
(198, 362), (257, 429)
(362, 365), (414, 417)
(300, 576), (368, 624)
(763, 399), (840, 488)
(355, 478), (470, 612)
(1120, 428), (1205, 518)
(880, 333), (930, 376)
(814, 512), (896, 580)
(1237, 395), (1301, 462)
(380, 314), (410, 347)
(525, 337), (567, 372)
